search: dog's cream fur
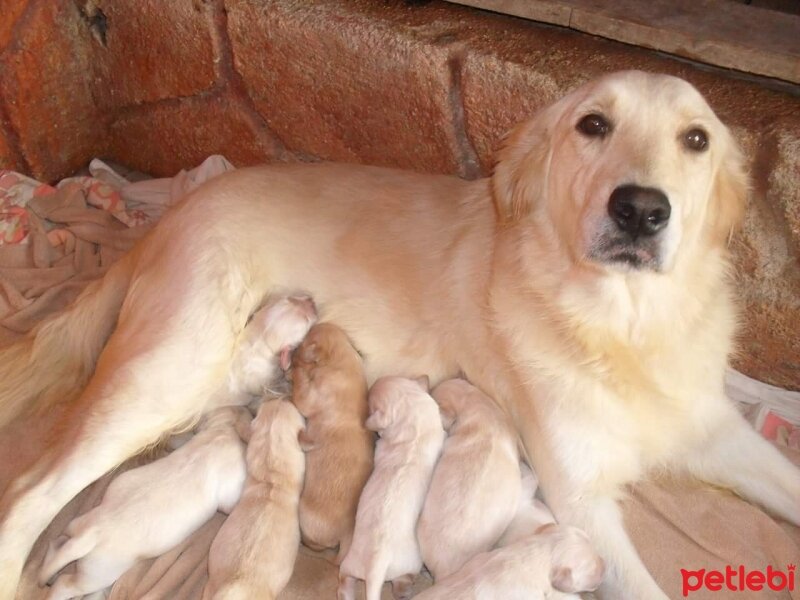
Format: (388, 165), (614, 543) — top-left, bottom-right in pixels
(211, 295), (317, 406)
(1, 71), (799, 600)
(203, 399), (305, 600)
(417, 378), (521, 580)
(37, 406), (250, 600)
(338, 376), (445, 600)
(291, 322), (374, 559)
(414, 523), (605, 600)
(496, 462), (557, 548)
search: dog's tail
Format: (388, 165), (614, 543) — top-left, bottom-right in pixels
(38, 531), (98, 586)
(0, 252), (135, 429)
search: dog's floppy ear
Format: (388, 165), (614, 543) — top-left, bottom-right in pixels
(297, 341), (319, 365)
(365, 409), (389, 432)
(438, 405), (457, 431)
(550, 566), (578, 593)
(706, 130), (748, 244)
(298, 428), (315, 451)
(492, 101), (564, 224)
(236, 418), (254, 443)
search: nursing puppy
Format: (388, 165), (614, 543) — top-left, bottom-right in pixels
(4, 72), (800, 600)
(291, 322), (373, 559)
(203, 399), (305, 600)
(496, 462), (556, 547)
(417, 378), (521, 580)
(414, 523), (604, 600)
(212, 295), (317, 406)
(38, 406), (250, 600)
(338, 376), (445, 600)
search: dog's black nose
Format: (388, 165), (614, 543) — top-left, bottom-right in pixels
(608, 185), (671, 238)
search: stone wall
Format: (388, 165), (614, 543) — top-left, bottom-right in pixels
(0, 0), (798, 388)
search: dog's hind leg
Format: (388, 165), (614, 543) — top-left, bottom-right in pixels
(0, 272), (253, 598)
(685, 407), (800, 526)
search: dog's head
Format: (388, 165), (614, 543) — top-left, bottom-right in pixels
(254, 295), (318, 359)
(365, 375), (431, 438)
(292, 322), (358, 372)
(538, 523), (606, 593)
(493, 70), (747, 274)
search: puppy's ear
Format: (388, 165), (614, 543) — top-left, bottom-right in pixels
(550, 566), (577, 593)
(439, 406), (456, 430)
(492, 101), (563, 224)
(707, 130), (748, 245)
(365, 410), (388, 432)
(232, 410), (253, 442)
(298, 341), (319, 365)
(298, 428), (315, 451)
(236, 418), (254, 443)
(413, 375), (430, 392)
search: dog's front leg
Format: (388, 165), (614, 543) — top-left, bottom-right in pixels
(685, 407), (800, 525)
(549, 493), (669, 600)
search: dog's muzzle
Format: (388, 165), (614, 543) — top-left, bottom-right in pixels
(590, 185), (671, 270)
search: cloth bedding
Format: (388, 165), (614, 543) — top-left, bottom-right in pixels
(0, 158), (798, 600)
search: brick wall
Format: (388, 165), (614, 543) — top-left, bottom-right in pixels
(0, 0), (798, 388)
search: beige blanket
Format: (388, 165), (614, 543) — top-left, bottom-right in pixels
(1, 160), (797, 600)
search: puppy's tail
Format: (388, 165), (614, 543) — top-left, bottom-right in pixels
(0, 252), (135, 429)
(38, 531), (98, 586)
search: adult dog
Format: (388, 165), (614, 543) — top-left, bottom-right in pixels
(0, 70), (798, 599)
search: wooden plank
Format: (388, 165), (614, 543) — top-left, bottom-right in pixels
(443, 0), (800, 84)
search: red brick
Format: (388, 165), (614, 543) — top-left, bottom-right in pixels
(225, 0), (476, 176)
(0, 0), (106, 181)
(0, 128), (21, 172)
(105, 91), (281, 177)
(0, 0), (30, 52)
(89, 0), (217, 109)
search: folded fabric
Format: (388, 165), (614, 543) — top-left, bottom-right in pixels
(0, 155), (234, 346)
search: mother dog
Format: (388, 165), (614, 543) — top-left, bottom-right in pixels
(0, 71), (798, 599)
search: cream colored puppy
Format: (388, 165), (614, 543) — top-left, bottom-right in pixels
(414, 523), (605, 600)
(203, 399), (305, 600)
(38, 406), (251, 600)
(213, 295), (317, 406)
(496, 462), (556, 547)
(291, 322), (374, 559)
(338, 376), (445, 600)
(417, 378), (522, 580)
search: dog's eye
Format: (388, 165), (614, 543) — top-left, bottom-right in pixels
(684, 128), (709, 152)
(577, 114), (610, 138)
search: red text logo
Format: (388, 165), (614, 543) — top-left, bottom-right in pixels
(681, 565), (795, 596)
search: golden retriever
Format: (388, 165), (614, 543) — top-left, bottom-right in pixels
(290, 322), (374, 559)
(417, 378), (521, 580)
(203, 399), (305, 600)
(414, 523), (604, 600)
(1, 70), (798, 600)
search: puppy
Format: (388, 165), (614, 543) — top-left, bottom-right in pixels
(414, 523), (605, 600)
(38, 406), (251, 600)
(213, 295), (317, 406)
(291, 322), (373, 559)
(338, 376), (445, 600)
(496, 462), (556, 548)
(417, 378), (522, 580)
(203, 399), (306, 600)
